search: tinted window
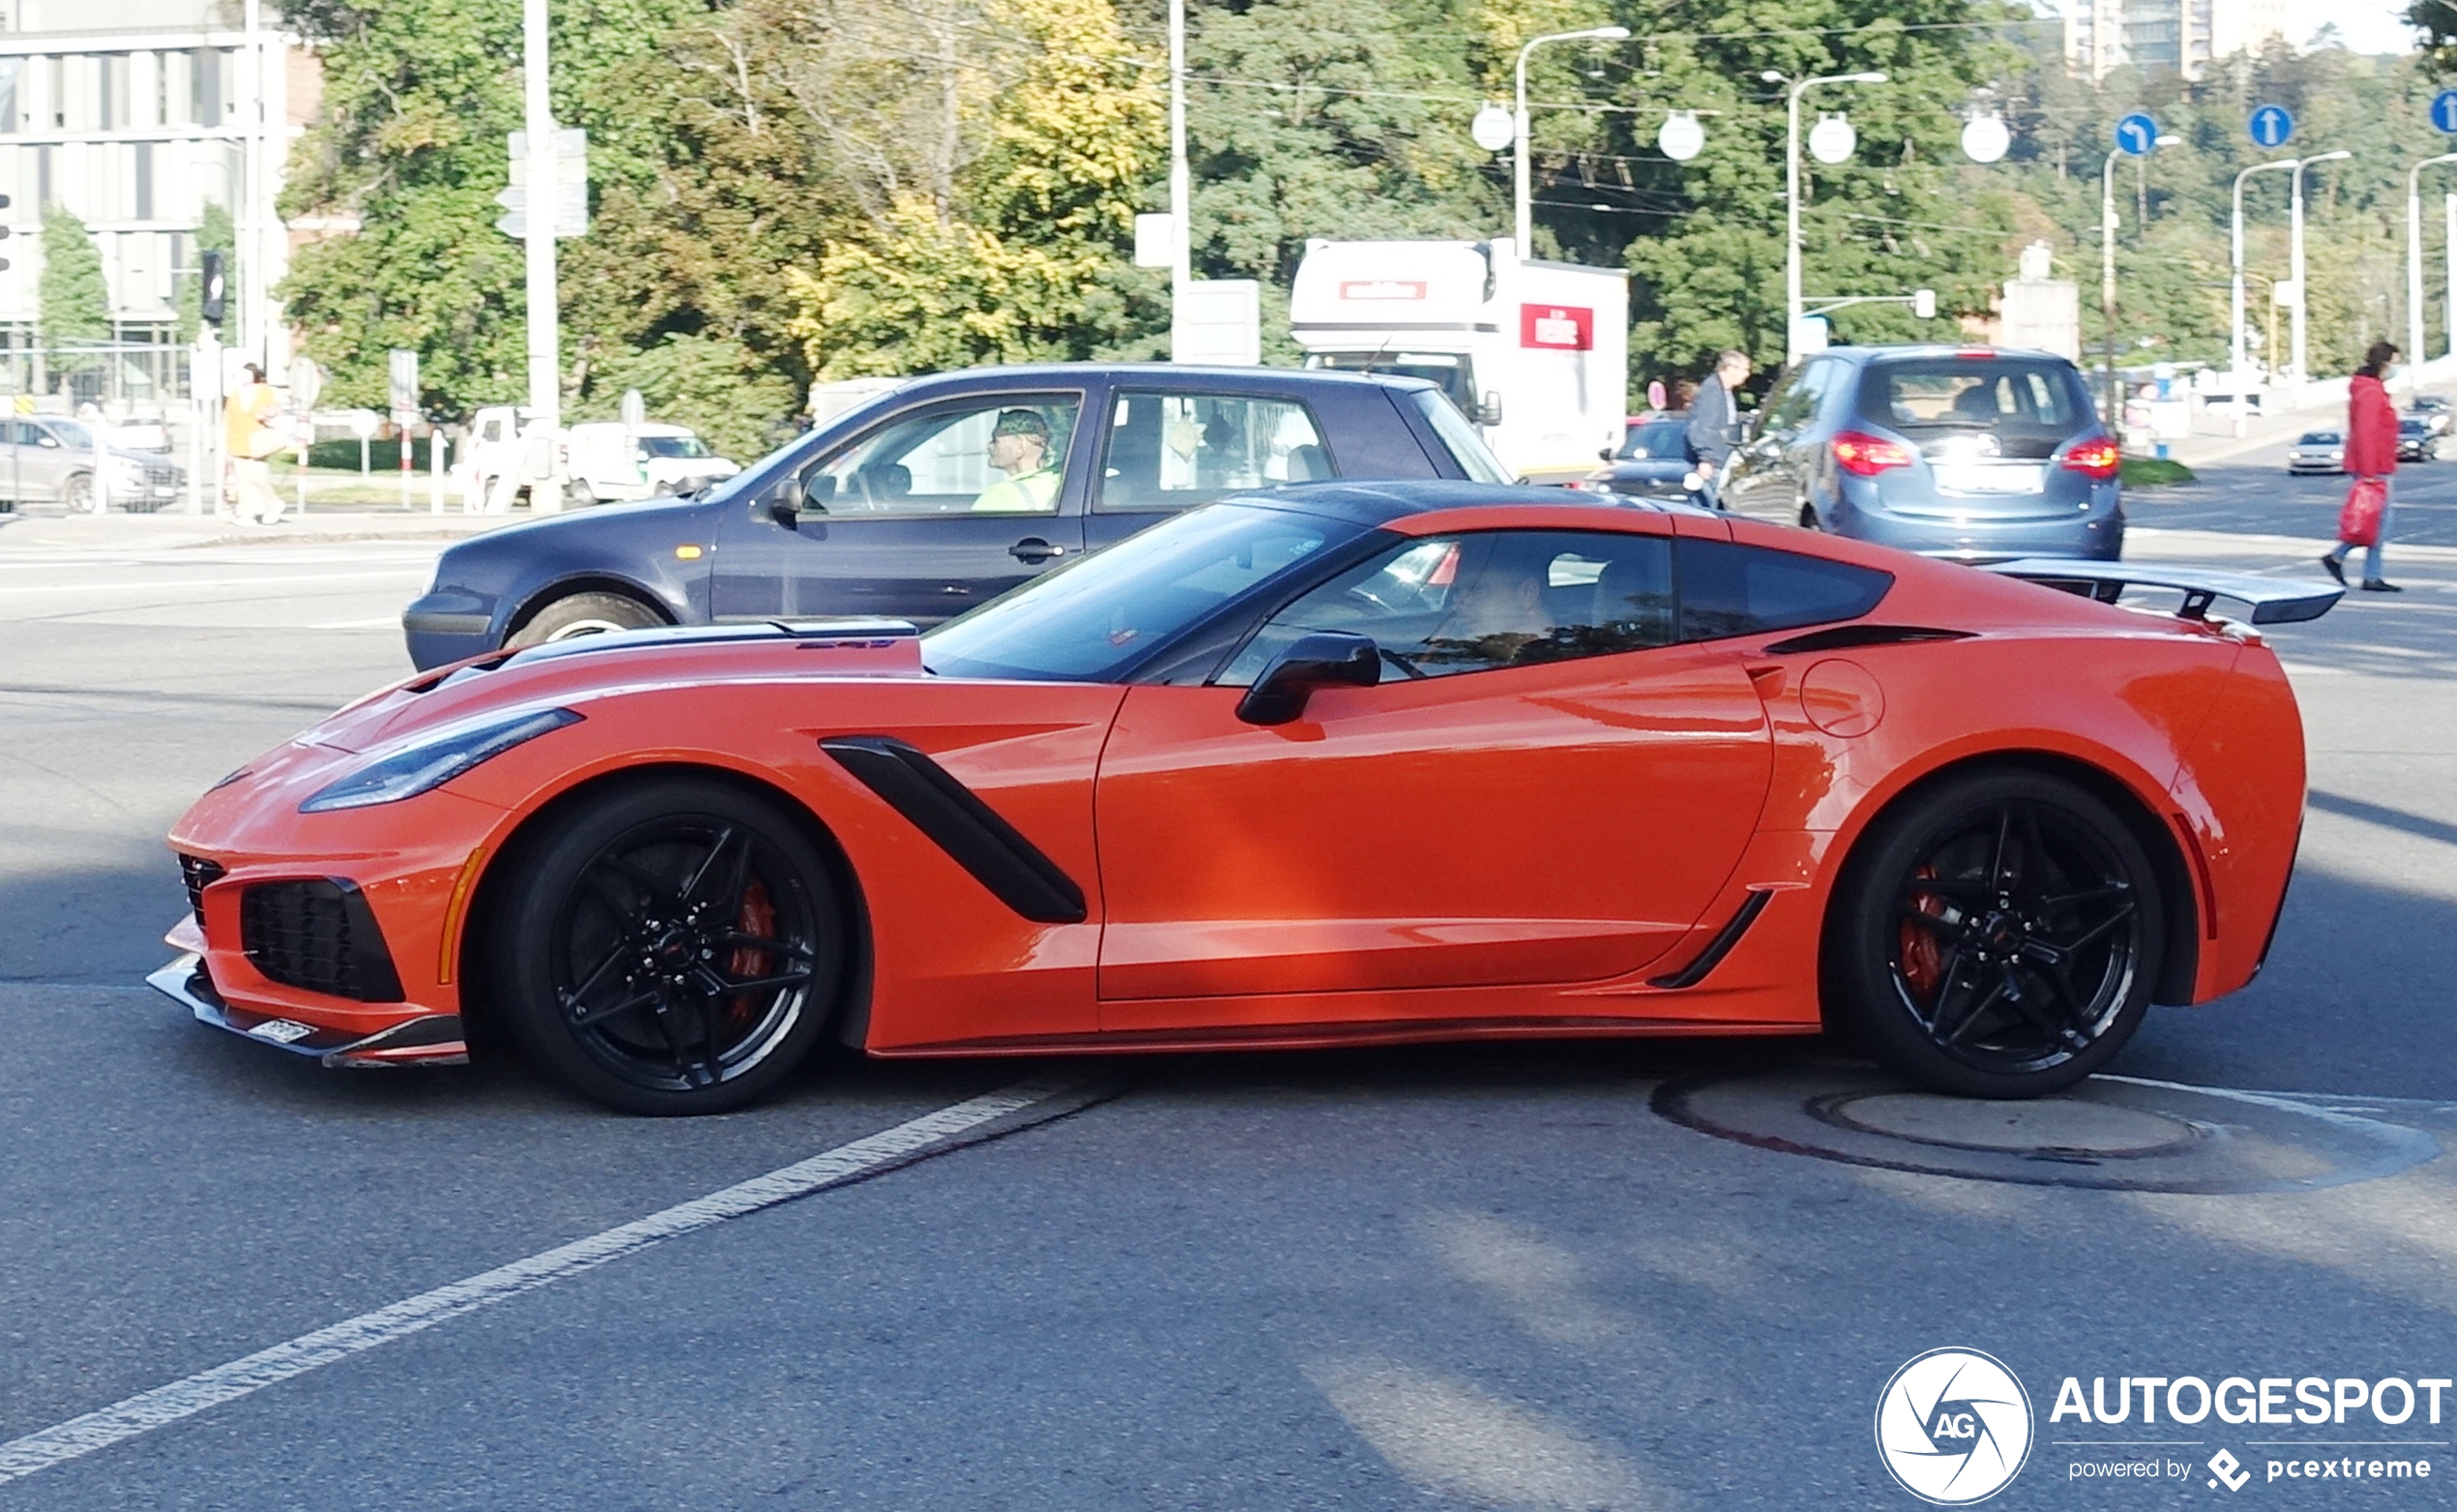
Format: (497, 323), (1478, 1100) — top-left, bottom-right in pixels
(801, 396), (1079, 516)
(639, 434), (711, 459)
(1097, 392), (1331, 513)
(1676, 539), (1891, 642)
(1408, 391), (1513, 484)
(1857, 358), (2090, 460)
(2298, 432), (2342, 445)
(925, 503), (1346, 681)
(1616, 420), (1690, 460)
(1222, 528), (1676, 685)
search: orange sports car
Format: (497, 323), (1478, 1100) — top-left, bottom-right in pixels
(156, 483), (2336, 1114)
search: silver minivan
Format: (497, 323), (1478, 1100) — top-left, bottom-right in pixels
(1718, 345), (2123, 561)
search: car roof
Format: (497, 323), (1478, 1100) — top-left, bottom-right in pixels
(1820, 343), (2076, 367)
(1226, 479), (1691, 528)
(878, 363), (1440, 397)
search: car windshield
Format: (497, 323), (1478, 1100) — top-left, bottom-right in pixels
(2298, 432), (2342, 445)
(48, 420), (94, 449)
(1407, 391), (1512, 485)
(639, 434), (712, 459)
(923, 501), (1354, 681)
(1856, 358), (2091, 460)
(1616, 420), (1688, 460)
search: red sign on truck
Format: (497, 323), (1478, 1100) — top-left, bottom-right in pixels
(1520, 304), (1593, 350)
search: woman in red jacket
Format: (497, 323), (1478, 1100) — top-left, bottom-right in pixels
(2324, 340), (2402, 592)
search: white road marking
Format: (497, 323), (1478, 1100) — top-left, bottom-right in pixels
(0, 570), (425, 598)
(0, 1081), (1068, 1487)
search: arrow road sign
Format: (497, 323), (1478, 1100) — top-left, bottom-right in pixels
(2249, 104), (2294, 149)
(2435, 89), (2457, 134)
(2115, 113), (2158, 156)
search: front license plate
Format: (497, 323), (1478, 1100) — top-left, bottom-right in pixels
(1936, 463), (2045, 494)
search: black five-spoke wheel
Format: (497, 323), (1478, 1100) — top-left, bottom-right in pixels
(493, 778), (845, 1114)
(1829, 770), (2164, 1098)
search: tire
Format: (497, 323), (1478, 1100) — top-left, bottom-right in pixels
(564, 477), (598, 509)
(490, 777), (847, 1114)
(507, 590), (665, 648)
(1824, 769), (2163, 1099)
(60, 472), (90, 513)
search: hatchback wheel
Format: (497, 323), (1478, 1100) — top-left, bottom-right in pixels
(491, 779), (845, 1114)
(1826, 770), (2162, 1098)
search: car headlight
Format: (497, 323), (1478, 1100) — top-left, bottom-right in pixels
(299, 707), (581, 813)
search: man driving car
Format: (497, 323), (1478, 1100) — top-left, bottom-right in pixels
(972, 409), (1060, 513)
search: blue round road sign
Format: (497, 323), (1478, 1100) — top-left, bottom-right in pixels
(2249, 104), (2294, 149)
(2115, 113), (2159, 156)
(2434, 89), (2457, 134)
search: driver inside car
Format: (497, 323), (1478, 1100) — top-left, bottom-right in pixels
(1421, 541), (1556, 670)
(972, 409), (1060, 513)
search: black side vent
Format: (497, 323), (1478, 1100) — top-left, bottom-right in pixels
(240, 879), (406, 1002)
(820, 736), (1088, 924)
(179, 854), (225, 922)
(1760, 624), (1975, 656)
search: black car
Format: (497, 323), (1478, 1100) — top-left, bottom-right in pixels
(1574, 412), (1694, 499)
(2398, 417), (2439, 463)
(403, 365), (1514, 669)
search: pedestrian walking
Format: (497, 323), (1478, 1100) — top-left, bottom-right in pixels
(1684, 349), (1750, 508)
(2322, 341), (2402, 593)
(223, 363), (287, 526)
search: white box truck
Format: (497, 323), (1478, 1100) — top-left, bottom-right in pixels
(1289, 237), (1628, 484)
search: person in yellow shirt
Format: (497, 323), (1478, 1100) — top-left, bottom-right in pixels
(223, 363), (285, 525)
(971, 409), (1059, 513)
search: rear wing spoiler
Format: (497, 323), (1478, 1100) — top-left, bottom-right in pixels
(1984, 558), (2344, 625)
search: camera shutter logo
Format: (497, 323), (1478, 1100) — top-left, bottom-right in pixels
(1875, 1349), (2034, 1504)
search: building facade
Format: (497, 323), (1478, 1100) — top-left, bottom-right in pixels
(2063, 0), (2289, 81)
(0, 0), (311, 404)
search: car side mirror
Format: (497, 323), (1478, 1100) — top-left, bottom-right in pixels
(1235, 632), (1381, 726)
(1474, 391), (1504, 427)
(1598, 446), (1613, 461)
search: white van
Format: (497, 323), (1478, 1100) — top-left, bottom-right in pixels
(563, 421), (740, 504)
(1289, 237), (1628, 484)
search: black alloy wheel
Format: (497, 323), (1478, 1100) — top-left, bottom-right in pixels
(1827, 770), (2163, 1099)
(494, 778), (844, 1114)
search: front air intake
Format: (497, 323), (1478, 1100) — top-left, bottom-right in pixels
(240, 879), (405, 1002)
(178, 854), (225, 924)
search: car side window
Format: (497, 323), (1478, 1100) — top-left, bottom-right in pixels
(1676, 538), (1891, 641)
(1759, 359), (1829, 435)
(799, 395), (1080, 517)
(1220, 528), (1676, 686)
(1096, 392), (1331, 513)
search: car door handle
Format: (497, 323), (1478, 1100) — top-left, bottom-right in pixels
(1009, 538), (1065, 563)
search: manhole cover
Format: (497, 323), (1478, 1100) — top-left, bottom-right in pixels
(1821, 1092), (2198, 1157)
(1652, 1069), (2439, 1193)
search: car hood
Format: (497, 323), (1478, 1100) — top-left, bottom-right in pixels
(310, 621), (927, 754)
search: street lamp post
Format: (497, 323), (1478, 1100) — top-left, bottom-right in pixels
(2290, 150), (2352, 393)
(2101, 133), (2180, 428)
(2230, 157), (2295, 436)
(2409, 153), (2457, 392)
(1514, 26), (1630, 254)
(1762, 69), (1886, 365)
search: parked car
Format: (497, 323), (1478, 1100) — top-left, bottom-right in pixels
(0, 416), (186, 513)
(563, 422), (740, 506)
(2397, 417), (2439, 463)
(111, 417), (174, 453)
(2408, 394), (2449, 435)
(1716, 345), (2121, 561)
(402, 364), (1517, 669)
(2287, 431), (2347, 475)
(1572, 412), (1695, 499)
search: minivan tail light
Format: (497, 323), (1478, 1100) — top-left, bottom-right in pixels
(1832, 431), (1913, 476)
(2062, 437), (2121, 480)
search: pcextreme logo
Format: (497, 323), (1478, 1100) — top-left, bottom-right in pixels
(1877, 1348), (2036, 1505)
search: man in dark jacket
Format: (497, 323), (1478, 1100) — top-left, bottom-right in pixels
(1685, 349), (1752, 506)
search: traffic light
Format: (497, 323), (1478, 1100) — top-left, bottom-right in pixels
(200, 249), (226, 326)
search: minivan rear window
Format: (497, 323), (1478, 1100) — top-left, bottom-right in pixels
(1857, 357), (2091, 460)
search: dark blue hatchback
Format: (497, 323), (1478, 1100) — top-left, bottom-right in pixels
(402, 364), (1510, 669)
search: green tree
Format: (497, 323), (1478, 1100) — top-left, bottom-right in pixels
(574, 332), (799, 458)
(38, 209), (111, 345)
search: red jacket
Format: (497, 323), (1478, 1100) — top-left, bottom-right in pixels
(2346, 372), (2399, 478)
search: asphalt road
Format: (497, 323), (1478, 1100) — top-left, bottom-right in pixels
(2, 499), (2453, 1509)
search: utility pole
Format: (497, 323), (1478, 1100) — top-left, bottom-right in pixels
(2413, 153), (2457, 391)
(2290, 151), (2351, 392)
(1513, 27), (1628, 255)
(2230, 158), (2294, 436)
(239, 0), (263, 369)
(1168, 0), (1189, 301)
(2100, 133), (2176, 428)
(1766, 69), (1885, 365)
(521, 0), (560, 445)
